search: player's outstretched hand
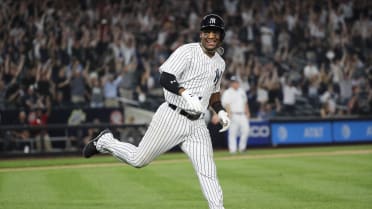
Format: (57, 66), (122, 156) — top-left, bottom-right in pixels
(181, 89), (203, 114)
(218, 110), (231, 132)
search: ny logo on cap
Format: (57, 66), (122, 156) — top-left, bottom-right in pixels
(209, 18), (216, 24)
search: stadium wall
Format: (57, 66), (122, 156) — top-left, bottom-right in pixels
(212, 117), (372, 148)
(269, 117), (372, 146)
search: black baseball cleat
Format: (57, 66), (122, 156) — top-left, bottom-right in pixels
(82, 129), (111, 158)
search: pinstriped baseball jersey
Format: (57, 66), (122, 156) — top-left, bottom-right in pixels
(93, 42), (226, 209)
(160, 43), (225, 111)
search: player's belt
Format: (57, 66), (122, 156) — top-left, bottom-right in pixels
(168, 103), (201, 121)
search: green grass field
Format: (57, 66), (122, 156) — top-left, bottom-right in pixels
(1, 145), (372, 209)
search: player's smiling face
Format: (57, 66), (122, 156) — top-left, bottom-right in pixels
(200, 28), (222, 54)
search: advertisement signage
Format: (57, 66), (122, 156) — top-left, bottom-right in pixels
(271, 122), (332, 145)
(333, 121), (372, 142)
(248, 120), (271, 146)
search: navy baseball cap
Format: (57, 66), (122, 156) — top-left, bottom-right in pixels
(230, 76), (238, 82)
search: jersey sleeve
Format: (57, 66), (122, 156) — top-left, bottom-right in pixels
(159, 45), (190, 79)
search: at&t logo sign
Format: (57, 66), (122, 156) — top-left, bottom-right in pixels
(341, 124), (351, 139)
(278, 126), (288, 141)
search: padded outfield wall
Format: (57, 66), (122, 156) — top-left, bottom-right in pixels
(215, 117), (372, 148)
(269, 117), (372, 146)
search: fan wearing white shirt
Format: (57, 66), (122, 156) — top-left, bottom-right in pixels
(282, 79), (302, 114)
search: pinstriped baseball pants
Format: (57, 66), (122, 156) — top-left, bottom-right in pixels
(96, 102), (225, 209)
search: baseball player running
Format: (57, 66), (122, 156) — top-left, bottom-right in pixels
(221, 76), (250, 153)
(83, 14), (230, 209)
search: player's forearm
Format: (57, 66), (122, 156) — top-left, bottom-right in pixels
(209, 92), (225, 113)
(245, 104), (251, 118)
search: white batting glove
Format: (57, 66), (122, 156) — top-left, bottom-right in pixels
(218, 110), (231, 132)
(181, 89), (203, 114)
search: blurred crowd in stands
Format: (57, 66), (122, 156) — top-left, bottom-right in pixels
(0, 0), (371, 121)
